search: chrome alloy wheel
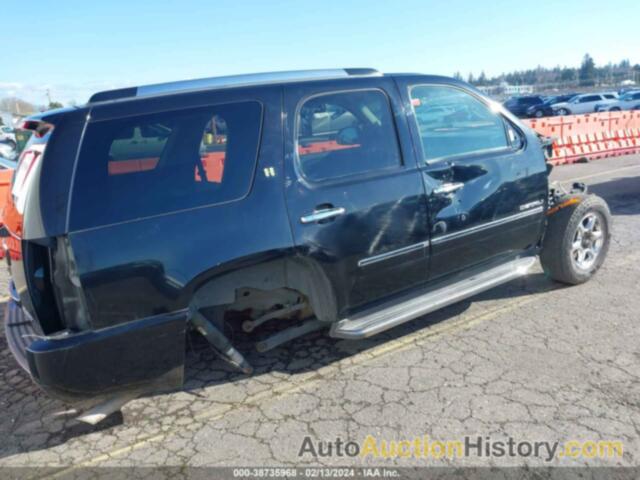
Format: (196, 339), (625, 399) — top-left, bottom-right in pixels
(572, 213), (604, 270)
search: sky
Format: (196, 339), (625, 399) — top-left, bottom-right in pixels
(1, 0), (639, 106)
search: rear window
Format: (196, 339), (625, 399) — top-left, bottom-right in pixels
(70, 101), (262, 230)
(296, 90), (401, 181)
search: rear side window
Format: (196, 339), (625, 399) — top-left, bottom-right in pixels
(580, 95), (600, 103)
(409, 85), (508, 161)
(70, 101), (262, 230)
(296, 90), (401, 181)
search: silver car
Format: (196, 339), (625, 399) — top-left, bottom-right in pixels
(595, 91), (640, 112)
(0, 126), (16, 147)
(552, 92), (618, 115)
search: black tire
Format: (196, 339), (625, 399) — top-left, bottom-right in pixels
(535, 110), (544, 118)
(540, 194), (612, 285)
(557, 108), (570, 116)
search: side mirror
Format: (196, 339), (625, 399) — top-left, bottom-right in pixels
(336, 127), (359, 145)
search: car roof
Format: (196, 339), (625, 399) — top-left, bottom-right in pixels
(88, 68), (384, 103)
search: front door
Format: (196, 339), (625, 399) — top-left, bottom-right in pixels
(396, 80), (548, 280)
(283, 78), (429, 317)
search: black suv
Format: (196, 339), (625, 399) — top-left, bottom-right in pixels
(3, 69), (611, 419)
(502, 95), (545, 118)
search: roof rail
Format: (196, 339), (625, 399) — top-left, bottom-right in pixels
(89, 68), (381, 103)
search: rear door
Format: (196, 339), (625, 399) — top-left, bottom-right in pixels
(283, 78), (429, 316)
(396, 78), (548, 280)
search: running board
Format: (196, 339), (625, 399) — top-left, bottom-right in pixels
(330, 256), (537, 339)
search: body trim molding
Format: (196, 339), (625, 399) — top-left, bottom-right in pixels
(431, 206), (544, 246)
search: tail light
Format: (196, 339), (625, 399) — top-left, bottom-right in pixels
(51, 236), (91, 331)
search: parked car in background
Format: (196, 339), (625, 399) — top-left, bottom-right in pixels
(526, 93), (579, 118)
(0, 142), (18, 161)
(595, 91), (640, 112)
(0, 126), (16, 148)
(552, 92), (618, 116)
(503, 95), (545, 118)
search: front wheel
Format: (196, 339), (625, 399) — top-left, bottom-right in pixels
(540, 195), (611, 285)
(535, 110), (544, 118)
(557, 108), (570, 116)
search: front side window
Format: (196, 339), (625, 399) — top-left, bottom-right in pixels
(71, 101), (262, 230)
(296, 90), (401, 181)
(409, 85), (508, 161)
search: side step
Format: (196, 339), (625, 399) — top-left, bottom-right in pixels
(330, 256), (537, 339)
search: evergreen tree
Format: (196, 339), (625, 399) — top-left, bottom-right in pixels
(579, 53), (596, 86)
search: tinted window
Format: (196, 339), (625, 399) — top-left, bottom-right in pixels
(409, 85), (508, 161)
(296, 90), (401, 181)
(71, 101), (262, 230)
(580, 95), (601, 103)
(603, 94), (616, 99)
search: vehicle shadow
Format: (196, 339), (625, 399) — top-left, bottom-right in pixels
(0, 271), (559, 459)
(587, 175), (640, 216)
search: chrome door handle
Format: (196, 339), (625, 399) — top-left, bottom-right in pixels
(300, 207), (346, 224)
(433, 182), (464, 195)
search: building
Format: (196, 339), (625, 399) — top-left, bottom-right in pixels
(501, 82), (534, 96)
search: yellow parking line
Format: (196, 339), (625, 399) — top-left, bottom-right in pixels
(42, 285), (554, 478)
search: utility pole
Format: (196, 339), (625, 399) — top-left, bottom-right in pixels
(46, 89), (52, 106)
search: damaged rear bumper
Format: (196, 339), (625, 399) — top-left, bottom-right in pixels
(4, 289), (188, 403)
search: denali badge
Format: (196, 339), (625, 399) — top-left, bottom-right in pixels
(519, 200), (544, 211)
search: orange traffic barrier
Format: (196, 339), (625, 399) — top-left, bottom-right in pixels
(524, 110), (640, 165)
(0, 168), (13, 260)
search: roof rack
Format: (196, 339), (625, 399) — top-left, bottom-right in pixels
(89, 68), (382, 103)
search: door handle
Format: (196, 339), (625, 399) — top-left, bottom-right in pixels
(300, 207), (346, 224)
(433, 182), (464, 195)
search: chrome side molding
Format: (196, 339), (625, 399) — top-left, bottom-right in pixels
(357, 241), (429, 268)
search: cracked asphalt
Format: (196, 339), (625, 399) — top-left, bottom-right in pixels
(0, 155), (639, 474)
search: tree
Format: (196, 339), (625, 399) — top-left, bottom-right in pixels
(560, 67), (576, 82)
(467, 72), (475, 84)
(453, 71), (462, 81)
(48, 101), (64, 110)
(579, 53), (596, 86)
(477, 71), (487, 86)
